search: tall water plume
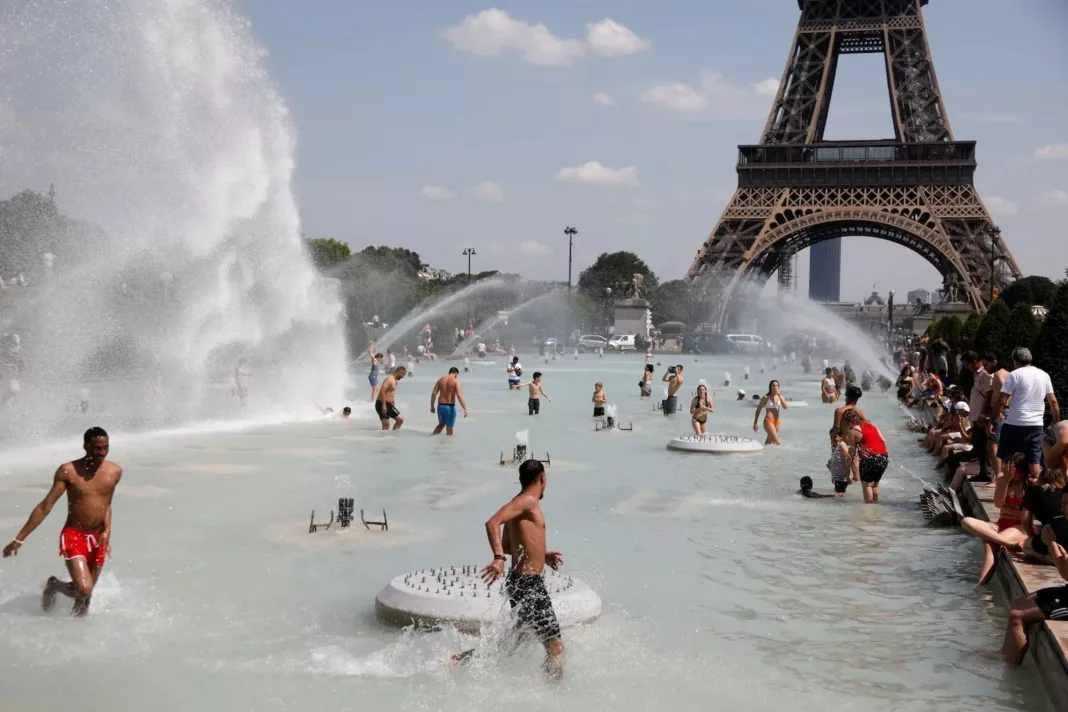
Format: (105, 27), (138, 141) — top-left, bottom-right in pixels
(0, 0), (346, 440)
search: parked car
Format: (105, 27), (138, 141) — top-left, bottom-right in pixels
(725, 333), (767, 353)
(682, 332), (738, 355)
(578, 334), (608, 351)
(607, 334), (637, 351)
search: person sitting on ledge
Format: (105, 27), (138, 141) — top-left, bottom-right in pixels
(959, 453), (1032, 585)
(1002, 519), (1068, 665)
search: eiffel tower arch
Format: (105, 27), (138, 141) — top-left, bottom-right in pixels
(686, 0), (1022, 324)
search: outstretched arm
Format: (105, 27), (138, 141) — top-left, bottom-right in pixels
(3, 466), (68, 557)
(540, 385), (551, 401)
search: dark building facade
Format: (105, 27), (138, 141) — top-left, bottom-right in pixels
(808, 239), (841, 302)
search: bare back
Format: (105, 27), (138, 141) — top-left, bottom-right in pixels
(435, 375), (459, 404)
(501, 493), (547, 574)
(58, 459), (122, 531)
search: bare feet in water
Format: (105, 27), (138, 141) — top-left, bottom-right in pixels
(42, 576), (60, 612)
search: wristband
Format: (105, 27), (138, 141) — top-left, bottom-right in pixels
(13, 539), (24, 545)
(493, 554), (506, 561)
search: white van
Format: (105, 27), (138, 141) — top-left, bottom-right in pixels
(608, 334), (637, 351)
(725, 333), (766, 353)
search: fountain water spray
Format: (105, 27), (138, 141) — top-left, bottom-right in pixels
(0, 0), (346, 442)
(449, 289), (563, 359)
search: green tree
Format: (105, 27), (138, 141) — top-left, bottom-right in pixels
(959, 312), (982, 351)
(0, 189), (105, 275)
(1003, 302), (1040, 353)
(653, 279), (701, 326)
(305, 238), (351, 272)
(1000, 275), (1057, 309)
(577, 251), (658, 300)
(1035, 282), (1068, 403)
(974, 299), (1011, 362)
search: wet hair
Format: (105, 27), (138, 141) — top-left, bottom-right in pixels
(800, 476), (813, 490)
(342, 407), (351, 415)
(519, 459), (545, 487)
(676, 364), (684, 372)
(449, 367), (460, 375)
(83, 426), (108, 443)
(1012, 347), (1033, 366)
(512, 357), (519, 364)
(840, 409), (863, 426)
(845, 385), (863, 402)
(374, 353), (384, 359)
(595, 382), (603, 389)
(645, 364), (654, 373)
(767, 379), (779, 395)
(825, 368), (833, 376)
(533, 371), (543, 380)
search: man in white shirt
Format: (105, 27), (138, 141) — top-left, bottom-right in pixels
(993, 347), (1061, 478)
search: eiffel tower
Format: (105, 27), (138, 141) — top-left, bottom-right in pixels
(686, 0), (1021, 320)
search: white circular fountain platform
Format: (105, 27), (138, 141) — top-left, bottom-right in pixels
(375, 565), (601, 632)
(666, 434), (764, 453)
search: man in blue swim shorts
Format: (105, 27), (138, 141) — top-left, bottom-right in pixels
(431, 367), (469, 436)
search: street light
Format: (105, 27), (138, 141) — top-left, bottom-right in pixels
(564, 227), (577, 346)
(988, 226), (1001, 302)
(463, 247), (476, 277)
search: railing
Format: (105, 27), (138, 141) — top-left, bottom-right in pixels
(738, 141), (976, 168)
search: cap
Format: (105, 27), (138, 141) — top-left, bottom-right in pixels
(737, 389), (745, 395)
(953, 402), (970, 413)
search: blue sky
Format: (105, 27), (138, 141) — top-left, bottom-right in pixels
(238, 0), (1068, 300)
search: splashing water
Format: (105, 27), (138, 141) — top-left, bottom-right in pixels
(449, 289), (565, 359)
(365, 277), (512, 360)
(0, 0), (346, 442)
(514, 430), (529, 447)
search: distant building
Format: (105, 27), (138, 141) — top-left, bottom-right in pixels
(808, 240), (841, 302)
(907, 288), (931, 305)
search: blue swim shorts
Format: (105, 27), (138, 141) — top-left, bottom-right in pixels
(437, 403), (457, 428)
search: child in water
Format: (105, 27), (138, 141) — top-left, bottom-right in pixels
(798, 476), (836, 499)
(518, 372), (551, 415)
(592, 382), (607, 418)
(826, 427), (853, 496)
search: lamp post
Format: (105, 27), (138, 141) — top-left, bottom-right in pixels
(564, 227), (577, 346)
(463, 247), (476, 278)
(887, 289), (895, 350)
(988, 226), (1001, 302)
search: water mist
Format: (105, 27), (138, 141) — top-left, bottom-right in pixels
(0, 0), (346, 443)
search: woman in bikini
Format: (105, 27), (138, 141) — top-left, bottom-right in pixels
(690, 384), (713, 435)
(754, 380), (788, 445)
(840, 409), (889, 503)
(959, 453), (1033, 585)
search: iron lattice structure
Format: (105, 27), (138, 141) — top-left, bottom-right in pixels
(686, 0), (1021, 321)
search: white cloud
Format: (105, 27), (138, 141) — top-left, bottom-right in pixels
(518, 240), (553, 256)
(592, 91), (614, 106)
(469, 181), (504, 202)
(585, 19), (650, 57)
(640, 83), (707, 112)
(1040, 189), (1068, 205)
(640, 70), (772, 119)
(440, 10), (647, 67)
(555, 161), (639, 187)
(751, 77), (780, 97)
(419, 185), (457, 200)
(983, 195), (1018, 215)
(1035, 144), (1068, 160)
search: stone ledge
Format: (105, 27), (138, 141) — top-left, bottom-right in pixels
(961, 480), (1068, 711)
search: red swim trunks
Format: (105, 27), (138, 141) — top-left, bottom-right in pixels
(59, 527), (107, 567)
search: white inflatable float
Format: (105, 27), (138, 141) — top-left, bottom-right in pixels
(375, 565), (602, 632)
(666, 434), (764, 453)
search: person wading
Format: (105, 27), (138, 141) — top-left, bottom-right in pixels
(3, 427), (122, 616)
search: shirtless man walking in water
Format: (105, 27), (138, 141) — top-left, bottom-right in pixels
(375, 366), (405, 430)
(430, 367), (469, 436)
(662, 364), (684, 415)
(451, 460), (565, 678)
(3, 427), (122, 616)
